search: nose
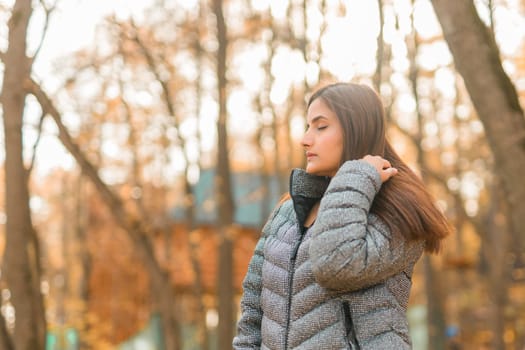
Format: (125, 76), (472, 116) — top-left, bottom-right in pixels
(301, 129), (312, 149)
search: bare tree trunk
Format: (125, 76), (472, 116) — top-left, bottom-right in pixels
(406, 4), (448, 346)
(127, 16), (211, 349)
(187, 226), (208, 350)
(74, 175), (92, 350)
(374, 0), (385, 92)
(0, 314), (14, 350)
(430, 0), (525, 254)
(479, 10), (510, 346)
(212, 0), (236, 349)
(0, 1), (47, 348)
(28, 79), (181, 350)
(121, 93), (182, 350)
(261, 10), (286, 195)
(188, 14), (210, 346)
(112, 21), (192, 347)
(423, 256), (447, 350)
(253, 6), (277, 228)
(480, 179), (509, 350)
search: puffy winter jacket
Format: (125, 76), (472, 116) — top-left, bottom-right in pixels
(233, 160), (424, 350)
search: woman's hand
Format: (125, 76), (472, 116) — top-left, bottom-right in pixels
(361, 155), (398, 183)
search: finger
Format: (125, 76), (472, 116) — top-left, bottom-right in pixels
(381, 167), (398, 182)
(386, 167), (398, 178)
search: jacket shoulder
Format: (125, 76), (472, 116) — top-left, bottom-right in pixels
(261, 199), (295, 237)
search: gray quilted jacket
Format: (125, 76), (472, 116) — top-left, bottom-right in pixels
(233, 160), (424, 349)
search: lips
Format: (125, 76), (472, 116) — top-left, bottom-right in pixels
(306, 152), (317, 160)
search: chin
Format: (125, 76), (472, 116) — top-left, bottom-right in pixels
(306, 166), (338, 177)
(306, 168), (326, 176)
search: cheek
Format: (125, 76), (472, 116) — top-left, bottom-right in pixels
(332, 132), (345, 160)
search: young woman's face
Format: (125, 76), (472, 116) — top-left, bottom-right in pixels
(301, 98), (344, 177)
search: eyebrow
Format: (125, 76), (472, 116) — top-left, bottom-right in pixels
(307, 115), (328, 125)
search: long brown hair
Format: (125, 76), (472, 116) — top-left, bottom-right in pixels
(308, 83), (450, 253)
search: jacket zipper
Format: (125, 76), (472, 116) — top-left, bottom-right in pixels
(284, 225), (305, 350)
(342, 301), (361, 350)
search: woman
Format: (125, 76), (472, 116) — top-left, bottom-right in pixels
(233, 83), (450, 349)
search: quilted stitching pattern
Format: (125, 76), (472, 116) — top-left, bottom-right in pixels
(233, 161), (424, 350)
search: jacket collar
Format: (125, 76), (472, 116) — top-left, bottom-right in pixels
(289, 169), (330, 231)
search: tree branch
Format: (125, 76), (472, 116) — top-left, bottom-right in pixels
(431, 0), (525, 252)
(27, 110), (46, 176)
(31, 0), (58, 63)
(26, 78), (159, 246)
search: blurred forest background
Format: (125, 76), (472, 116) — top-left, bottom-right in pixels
(1, 0), (525, 349)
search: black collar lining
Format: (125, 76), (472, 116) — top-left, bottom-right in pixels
(289, 169), (330, 232)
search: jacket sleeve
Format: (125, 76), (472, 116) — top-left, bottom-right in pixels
(308, 160), (424, 292)
(232, 236), (266, 349)
(233, 204), (282, 349)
